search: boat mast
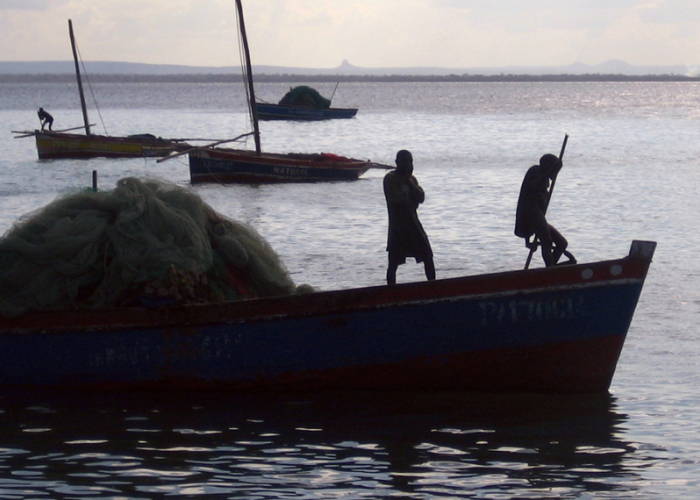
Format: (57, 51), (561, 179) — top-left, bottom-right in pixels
(69, 19), (91, 136)
(235, 0), (261, 154)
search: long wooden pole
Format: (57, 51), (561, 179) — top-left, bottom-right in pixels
(13, 124), (95, 138)
(235, 0), (261, 155)
(68, 20), (91, 136)
(545, 134), (568, 212)
(330, 82), (340, 103)
(524, 134), (569, 270)
(156, 132), (255, 163)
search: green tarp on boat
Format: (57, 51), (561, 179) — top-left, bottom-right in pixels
(278, 86), (331, 109)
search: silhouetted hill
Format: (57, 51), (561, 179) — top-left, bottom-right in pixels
(0, 59), (696, 78)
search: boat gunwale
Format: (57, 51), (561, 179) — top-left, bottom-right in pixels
(0, 252), (652, 335)
(190, 147), (369, 167)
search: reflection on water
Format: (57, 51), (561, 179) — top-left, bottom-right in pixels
(0, 390), (649, 498)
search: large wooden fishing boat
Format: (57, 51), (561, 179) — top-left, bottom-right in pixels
(0, 240), (656, 393)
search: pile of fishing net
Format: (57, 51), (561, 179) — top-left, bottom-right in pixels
(0, 178), (312, 317)
(278, 86), (331, 108)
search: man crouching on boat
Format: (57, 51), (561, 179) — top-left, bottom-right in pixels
(37, 108), (54, 131)
(383, 150), (436, 285)
(515, 153), (576, 267)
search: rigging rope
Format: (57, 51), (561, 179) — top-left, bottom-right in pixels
(76, 44), (108, 135)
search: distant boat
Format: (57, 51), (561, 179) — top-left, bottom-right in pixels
(183, 1), (371, 184)
(0, 240), (656, 392)
(255, 85), (358, 121)
(13, 20), (189, 160)
(30, 130), (190, 160)
(189, 149), (371, 184)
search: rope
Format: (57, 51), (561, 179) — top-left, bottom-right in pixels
(76, 44), (108, 135)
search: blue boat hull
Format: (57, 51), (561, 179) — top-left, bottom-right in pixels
(0, 241), (656, 393)
(189, 148), (371, 184)
(255, 103), (358, 121)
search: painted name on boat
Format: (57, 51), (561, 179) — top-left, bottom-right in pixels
(479, 294), (585, 327)
(272, 166), (308, 176)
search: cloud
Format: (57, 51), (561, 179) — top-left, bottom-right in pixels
(0, 0), (56, 10)
(0, 0), (698, 68)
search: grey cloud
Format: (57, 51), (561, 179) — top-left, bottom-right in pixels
(0, 0), (50, 10)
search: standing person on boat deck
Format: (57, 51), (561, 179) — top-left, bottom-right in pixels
(37, 108), (53, 131)
(515, 153), (576, 267)
(383, 149), (436, 285)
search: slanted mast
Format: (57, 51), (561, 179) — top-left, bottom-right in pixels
(235, 0), (261, 154)
(68, 19), (91, 136)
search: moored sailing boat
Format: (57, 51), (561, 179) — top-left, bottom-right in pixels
(185, 0), (371, 184)
(255, 85), (359, 121)
(13, 20), (190, 160)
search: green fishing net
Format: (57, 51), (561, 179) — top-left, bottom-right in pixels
(278, 86), (331, 108)
(0, 178), (311, 316)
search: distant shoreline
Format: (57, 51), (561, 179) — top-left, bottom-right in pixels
(1, 73), (699, 84)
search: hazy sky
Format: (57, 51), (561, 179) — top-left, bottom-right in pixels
(1, 0), (699, 69)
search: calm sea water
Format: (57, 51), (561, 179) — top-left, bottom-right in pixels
(0, 80), (699, 498)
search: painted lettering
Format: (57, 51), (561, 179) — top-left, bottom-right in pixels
(479, 295), (585, 327)
(273, 166), (308, 176)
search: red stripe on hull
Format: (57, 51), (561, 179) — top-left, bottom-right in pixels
(225, 335), (626, 393)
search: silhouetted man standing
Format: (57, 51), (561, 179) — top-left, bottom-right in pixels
(383, 149), (435, 285)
